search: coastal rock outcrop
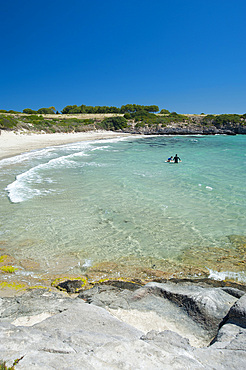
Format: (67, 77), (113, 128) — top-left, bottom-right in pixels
(137, 282), (237, 333)
(122, 120), (246, 135)
(226, 294), (246, 327)
(0, 282), (246, 369)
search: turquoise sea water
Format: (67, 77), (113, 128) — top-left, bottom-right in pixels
(0, 135), (245, 282)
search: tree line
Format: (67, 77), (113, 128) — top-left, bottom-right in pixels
(0, 104), (161, 115)
(61, 104), (160, 114)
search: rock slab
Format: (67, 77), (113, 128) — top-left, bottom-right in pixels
(0, 282), (245, 369)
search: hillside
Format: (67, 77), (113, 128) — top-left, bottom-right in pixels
(0, 112), (245, 135)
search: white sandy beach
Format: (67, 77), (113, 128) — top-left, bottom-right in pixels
(0, 130), (131, 160)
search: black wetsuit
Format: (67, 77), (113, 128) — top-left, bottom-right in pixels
(174, 155), (181, 163)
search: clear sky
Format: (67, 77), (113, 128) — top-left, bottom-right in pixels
(1, 0), (245, 114)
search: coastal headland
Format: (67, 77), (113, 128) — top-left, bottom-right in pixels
(1, 110), (246, 160)
(1, 110), (246, 142)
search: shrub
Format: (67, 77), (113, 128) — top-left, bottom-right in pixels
(123, 113), (131, 119)
(201, 114), (243, 126)
(100, 116), (128, 130)
(83, 119), (94, 125)
(0, 116), (18, 129)
(37, 107), (56, 114)
(135, 121), (146, 128)
(160, 109), (170, 114)
(23, 108), (37, 114)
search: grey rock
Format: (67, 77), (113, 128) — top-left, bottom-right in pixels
(79, 284), (133, 309)
(141, 329), (191, 351)
(226, 294), (246, 327)
(1, 282), (246, 369)
(0, 289), (75, 323)
(140, 282), (237, 332)
(79, 284), (212, 346)
(79, 281), (240, 345)
(221, 287), (245, 298)
(211, 323), (246, 349)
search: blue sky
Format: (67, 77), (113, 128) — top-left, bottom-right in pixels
(1, 0), (245, 114)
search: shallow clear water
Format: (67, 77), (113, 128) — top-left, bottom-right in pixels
(0, 135), (245, 281)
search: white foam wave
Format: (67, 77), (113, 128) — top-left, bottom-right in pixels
(207, 268), (246, 283)
(0, 136), (130, 171)
(4, 138), (116, 203)
(0, 147), (56, 168)
(86, 162), (107, 167)
(90, 136), (133, 144)
(56, 136), (130, 152)
(6, 151), (88, 203)
(91, 145), (110, 151)
(82, 259), (92, 268)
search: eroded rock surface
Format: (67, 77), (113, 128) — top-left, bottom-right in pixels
(0, 282), (245, 369)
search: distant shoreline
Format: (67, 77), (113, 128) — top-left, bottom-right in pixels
(1, 128), (245, 162)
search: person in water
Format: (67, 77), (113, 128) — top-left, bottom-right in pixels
(167, 156), (173, 162)
(173, 154), (181, 163)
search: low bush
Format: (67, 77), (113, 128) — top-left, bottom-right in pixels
(0, 116), (18, 129)
(201, 114), (244, 126)
(160, 108), (170, 114)
(100, 116), (128, 130)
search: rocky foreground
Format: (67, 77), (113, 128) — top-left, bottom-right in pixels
(1, 281), (246, 369)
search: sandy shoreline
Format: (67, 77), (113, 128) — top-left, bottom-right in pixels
(0, 130), (132, 160)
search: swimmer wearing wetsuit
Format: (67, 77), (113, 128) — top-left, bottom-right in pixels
(173, 154), (181, 163)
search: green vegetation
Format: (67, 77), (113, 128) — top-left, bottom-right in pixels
(0, 114), (129, 132)
(120, 104), (159, 113)
(61, 104), (120, 114)
(0, 357), (24, 369)
(0, 110), (20, 114)
(126, 111), (191, 126)
(0, 106), (245, 133)
(23, 106), (56, 114)
(160, 108), (170, 114)
(37, 107), (56, 114)
(61, 104), (159, 114)
(0, 114), (97, 133)
(0, 116), (18, 129)
(99, 116), (128, 130)
(201, 114), (244, 126)
(0, 361), (14, 370)
(23, 108), (38, 114)
(21, 104), (159, 115)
